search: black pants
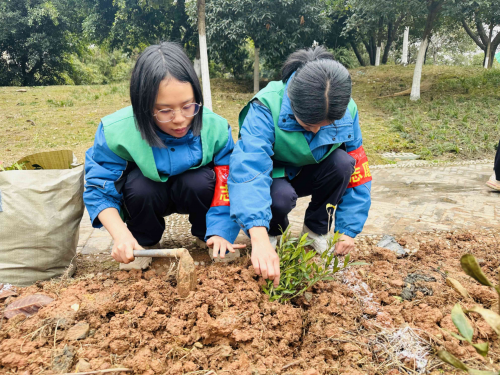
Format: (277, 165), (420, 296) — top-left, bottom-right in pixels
(268, 148), (356, 236)
(122, 166), (215, 246)
(495, 140), (500, 180)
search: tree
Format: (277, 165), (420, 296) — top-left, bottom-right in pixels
(204, 0), (329, 92)
(197, 0), (212, 110)
(409, 0), (446, 100)
(453, 0), (500, 68)
(0, 0), (82, 86)
(343, 0), (408, 66)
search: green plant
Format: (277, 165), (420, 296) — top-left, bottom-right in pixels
(437, 254), (500, 374)
(262, 213), (366, 303)
(0, 161), (27, 171)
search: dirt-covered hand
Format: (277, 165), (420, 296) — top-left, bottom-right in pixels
(206, 236), (246, 259)
(251, 237), (281, 287)
(111, 234), (143, 264)
(335, 234), (355, 255)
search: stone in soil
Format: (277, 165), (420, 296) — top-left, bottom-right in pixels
(66, 322), (90, 340)
(75, 359), (91, 372)
(377, 235), (408, 257)
(52, 345), (75, 373)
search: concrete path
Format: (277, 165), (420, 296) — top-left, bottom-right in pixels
(78, 161), (499, 255)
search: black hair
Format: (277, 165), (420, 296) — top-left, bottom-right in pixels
(281, 46), (352, 125)
(130, 42), (203, 148)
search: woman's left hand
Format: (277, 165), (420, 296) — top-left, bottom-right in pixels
(206, 236), (247, 259)
(335, 234), (355, 255)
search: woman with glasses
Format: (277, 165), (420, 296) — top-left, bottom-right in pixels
(84, 42), (244, 269)
(229, 46), (372, 286)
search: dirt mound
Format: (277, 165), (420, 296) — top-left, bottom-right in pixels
(1, 230), (499, 374)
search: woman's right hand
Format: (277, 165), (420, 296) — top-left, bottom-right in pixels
(249, 227), (281, 287)
(111, 233), (143, 264)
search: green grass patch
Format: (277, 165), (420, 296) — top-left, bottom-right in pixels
(1, 66), (498, 166)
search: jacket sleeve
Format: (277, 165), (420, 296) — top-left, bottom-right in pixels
(204, 126), (242, 243)
(83, 123), (128, 228)
(334, 109), (372, 238)
(228, 103), (275, 234)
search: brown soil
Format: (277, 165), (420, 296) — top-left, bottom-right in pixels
(1, 230), (500, 375)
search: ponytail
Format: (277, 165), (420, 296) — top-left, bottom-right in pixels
(281, 46), (334, 82)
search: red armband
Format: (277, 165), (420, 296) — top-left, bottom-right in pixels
(211, 165), (230, 207)
(347, 146), (372, 188)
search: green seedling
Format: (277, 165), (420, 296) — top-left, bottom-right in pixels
(437, 254), (500, 374)
(0, 161), (28, 171)
(262, 223), (367, 303)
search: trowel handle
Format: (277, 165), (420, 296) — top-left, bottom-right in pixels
(133, 248), (187, 258)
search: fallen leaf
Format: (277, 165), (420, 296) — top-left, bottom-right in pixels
(0, 289), (17, 300)
(5, 294), (54, 319)
(446, 277), (469, 298)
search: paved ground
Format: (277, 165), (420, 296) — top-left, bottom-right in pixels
(78, 161), (499, 255)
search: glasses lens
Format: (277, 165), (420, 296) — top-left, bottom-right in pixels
(182, 103), (200, 117)
(156, 109), (174, 122)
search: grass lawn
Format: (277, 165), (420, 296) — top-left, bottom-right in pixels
(1, 65), (499, 166)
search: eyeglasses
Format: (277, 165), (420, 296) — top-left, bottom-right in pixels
(154, 103), (202, 123)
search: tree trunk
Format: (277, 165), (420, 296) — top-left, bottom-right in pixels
(197, 0), (212, 110)
(254, 46), (260, 93)
(364, 36), (376, 65)
(375, 46), (381, 66)
(350, 41), (366, 66)
(402, 26), (409, 65)
(410, 36), (429, 101)
(410, 0), (443, 101)
(382, 22), (393, 64)
(424, 38), (430, 65)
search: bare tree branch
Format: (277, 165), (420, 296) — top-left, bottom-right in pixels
(461, 18), (485, 50)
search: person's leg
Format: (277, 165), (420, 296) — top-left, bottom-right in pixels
(168, 166), (215, 241)
(495, 140), (500, 180)
(291, 147), (355, 235)
(268, 178), (298, 236)
(122, 167), (170, 246)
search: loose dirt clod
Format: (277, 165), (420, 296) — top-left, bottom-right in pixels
(52, 345), (75, 373)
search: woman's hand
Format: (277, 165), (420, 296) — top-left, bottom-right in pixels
(249, 227), (281, 287)
(335, 234), (355, 255)
(206, 236), (246, 259)
(111, 233), (143, 264)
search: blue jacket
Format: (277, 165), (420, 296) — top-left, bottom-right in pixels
(228, 80), (371, 238)
(83, 123), (241, 243)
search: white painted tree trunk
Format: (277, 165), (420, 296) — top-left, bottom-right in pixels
(254, 47), (260, 93)
(410, 37), (429, 101)
(402, 27), (409, 65)
(193, 58), (201, 78)
(197, 0), (212, 110)
(375, 46), (381, 66)
(484, 42), (491, 69)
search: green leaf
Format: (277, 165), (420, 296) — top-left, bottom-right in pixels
(451, 304), (473, 342)
(471, 342), (489, 357)
(460, 254), (493, 287)
(442, 328), (467, 341)
(437, 350), (469, 371)
(343, 254), (351, 268)
(467, 306), (500, 335)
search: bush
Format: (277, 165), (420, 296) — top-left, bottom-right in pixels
(65, 46), (133, 85)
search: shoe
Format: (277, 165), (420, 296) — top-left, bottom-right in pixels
(301, 225), (333, 255)
(269, 235), (278, 250)
(119, 242), (160, 270)
(200, 238), (241, 263)
(486, 174), (500, 191)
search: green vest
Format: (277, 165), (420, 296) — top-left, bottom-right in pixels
(239, 80), (356, 178)
(102, 106), (229, 183)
